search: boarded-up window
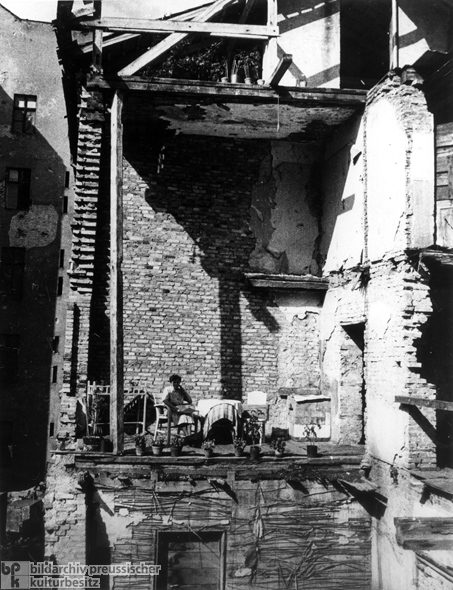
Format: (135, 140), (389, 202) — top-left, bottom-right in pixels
(156, 531), (225, 590)
(12, 94), (37, 134)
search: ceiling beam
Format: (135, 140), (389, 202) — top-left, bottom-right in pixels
(75, 17), (278, 39)
(396, 396), (453, 412)
(118, 0), (238, 77)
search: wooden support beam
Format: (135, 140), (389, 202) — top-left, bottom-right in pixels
(390, 0), (399, 70)
(76, 17), (278, 39)
(110, 91), (124, 455)
(395, 517), (453, 550)
(396, 396), (453, 412)
(262, 0), (278, 81)
(267, 54), (293, 87)
(118, 0), (237, 76)
(92, 1), (102, 72)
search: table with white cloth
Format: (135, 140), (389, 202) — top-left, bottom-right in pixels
(196, 399), (243, 439)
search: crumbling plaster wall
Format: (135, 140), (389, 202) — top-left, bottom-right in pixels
(249, 140), (322, 275)
(321, 113), (364, 272)
(0, 8), (71, 486)
(370, 459), (453, 590)
(366, 78), (435, 261)
(321, 272), (365, 444)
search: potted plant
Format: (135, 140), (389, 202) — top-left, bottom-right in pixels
(151, 435), (165, 456)
(270, 437), (286, 458)
(233, 435), (246, 457)
(304, 423), (321, 458)
(247, 416), (262, 460)
(230, 58), (241, 83)
(170, 435), (184, 457)
(202, 439), (215, 458)
(135, 434), (147, 456)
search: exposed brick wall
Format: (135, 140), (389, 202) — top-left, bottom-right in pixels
(121, 131), (281, 401)
(44, 455), (86, 563)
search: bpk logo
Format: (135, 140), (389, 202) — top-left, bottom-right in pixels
(1, 562), (29, 589)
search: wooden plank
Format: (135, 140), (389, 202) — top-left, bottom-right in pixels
(267, 54), (293, 87)
(87, 74), (368, 104)
(110, 91), (124, 454)
(395, 396), (453, 412)
(436, 122), (453, 148)
(118, 0), (237, 76)
(395, 517), (453, 550)
(390, 0), (399, 69)
(76, 17), (278, 38)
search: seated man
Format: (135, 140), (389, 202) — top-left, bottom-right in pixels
(162, 374), (197, 436)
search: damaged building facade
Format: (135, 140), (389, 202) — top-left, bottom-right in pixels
(2, 0), (453, 588)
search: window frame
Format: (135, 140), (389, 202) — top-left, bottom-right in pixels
(5, 167), (31, 210)
(156, 530), (226, 590)
(12, 94), (37, 134)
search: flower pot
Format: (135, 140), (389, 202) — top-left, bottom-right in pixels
(83, 437), (101, 452)
(234, 448), (244, 457)
(135, 445), (146, 456)
(244, 77), (252, 84)
(274, 450), (284, 459)
(204, 448), (213, 458)
(171, 446), (181, 457)
(249, 446), (261, 460)
(257, 79), (265, 86)
(307, 444), (317, 458)
(100, 438), (112, 453)
(152, 445), (163, 456)
(230, 74), (239, 83)
(221, 76), (229, 83)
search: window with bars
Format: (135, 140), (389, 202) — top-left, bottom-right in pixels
(5, 168), (31, 210)
(0, 247), (26, 300)
(156, 531), (225, 590)
(0, 335), (20, 385)
(12, 94), (37, 134)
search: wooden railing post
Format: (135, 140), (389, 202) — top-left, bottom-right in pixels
(110, 90), (124, 454)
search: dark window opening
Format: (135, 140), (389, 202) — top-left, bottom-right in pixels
(57, 277), (63, 296)
(49, 423), (55, 437)
(64, 170), (70, 189)
(12, 94), (37, 134)
(0, 335), (20, 385)
(59, 250), (65, 269)
(340, 0), (392, 89)
(5, 167), (31, 210)
(52, 336), (60, 354)
(342, 323), (366, 444)
(416, 270), (453, 468)
(156, 531), (225, 590)
(63, 196), (68, 214)
(0, 247), (25, 300)
(52, 366), (58, 383)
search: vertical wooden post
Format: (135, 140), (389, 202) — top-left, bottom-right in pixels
(263, 0), (278, 81)
(92, 1), (103, 73)
(390, 0), (399, 70)
(110, 90), (124, 454)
